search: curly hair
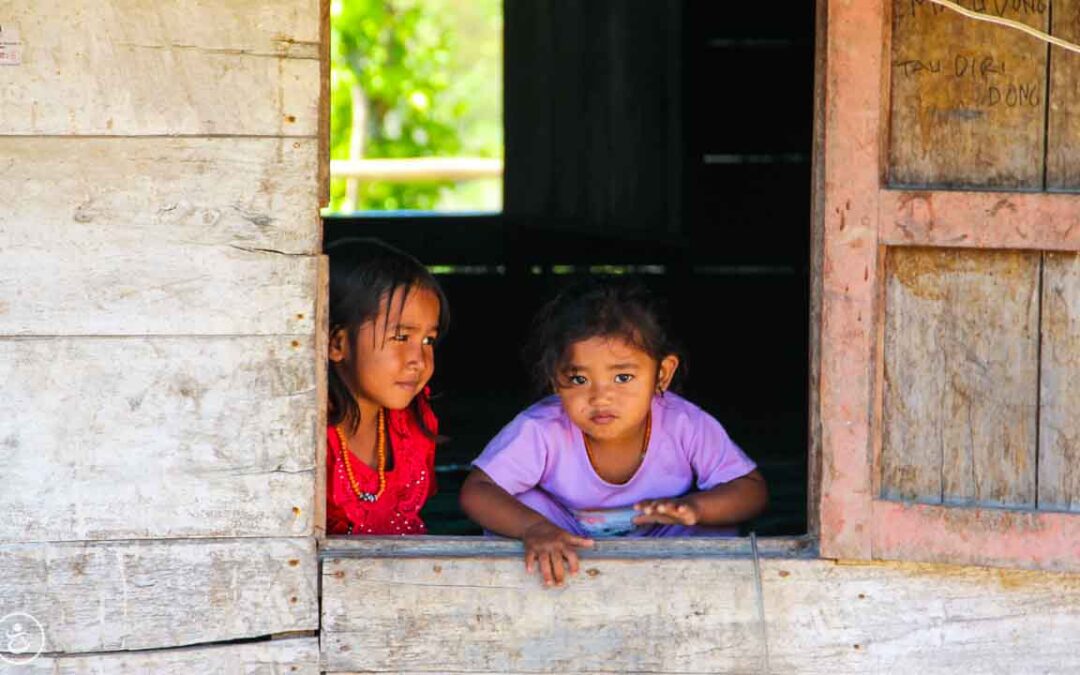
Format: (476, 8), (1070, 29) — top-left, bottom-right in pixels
(526, 277), (684, 395)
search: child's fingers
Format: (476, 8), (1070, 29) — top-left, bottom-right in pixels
(568, 535), (595, 548)
(538, 552), (555, 587)
(551, 553), (566, 585)
(564, 547), (581, 576)
(635, 500), (657, 514)
(525, 549), (537, 574)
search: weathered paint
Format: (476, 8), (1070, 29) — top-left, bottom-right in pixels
(871, 501), (1080, 571)
(322, 543), (1080, 673)
(818, 0), (883, 560)
(821, 0), (1080, 568)
(881, 190), (1080, 251)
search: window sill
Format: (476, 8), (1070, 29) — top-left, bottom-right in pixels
(319, 533), (817, 560)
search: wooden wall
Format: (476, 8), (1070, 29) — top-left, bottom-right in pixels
(888, 0), (1080, 191)
(880, 0), (1080, 513)
(0, 1), (322, 668)
(881, 249), (1080, 511)
(321, 538), (1080, 674)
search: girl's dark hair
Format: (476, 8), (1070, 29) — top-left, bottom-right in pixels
(326, 237), (449, 435)
(526, 277), (684, 395)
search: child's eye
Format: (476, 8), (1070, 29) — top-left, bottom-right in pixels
(614, 374), (634, 384)
(421, 336), (436, 346)
(568, 375), (587, 386)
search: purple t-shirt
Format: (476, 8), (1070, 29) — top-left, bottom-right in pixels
(473, 393), (756, 510)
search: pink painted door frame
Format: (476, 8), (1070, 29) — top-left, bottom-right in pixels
(817, 0), (1080, 571)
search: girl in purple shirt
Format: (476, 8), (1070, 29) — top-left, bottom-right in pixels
(460, 279), (768, 587)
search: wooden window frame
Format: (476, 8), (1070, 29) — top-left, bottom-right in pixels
(819, 0), (1080, 570)
(314, 0), (827, 556)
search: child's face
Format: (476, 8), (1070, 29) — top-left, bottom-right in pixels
(329, 285), (441, 412)
(554, 336), (678, 447)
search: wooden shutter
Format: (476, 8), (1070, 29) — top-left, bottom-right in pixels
(818, 0), (1080, 571)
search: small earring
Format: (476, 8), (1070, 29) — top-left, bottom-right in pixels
(656, 385), (665, 397)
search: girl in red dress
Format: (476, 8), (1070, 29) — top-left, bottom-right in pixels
(325, 238), (449, 535)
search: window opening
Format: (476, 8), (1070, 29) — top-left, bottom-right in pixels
(324, 1), (816, 539)
(326, 0), (503, 214)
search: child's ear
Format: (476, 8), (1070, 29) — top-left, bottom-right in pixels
(656, 355), (680, 394)
(328, 327), (350, 363)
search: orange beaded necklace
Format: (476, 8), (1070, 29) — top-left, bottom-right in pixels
(583, 411), (652, 479)
(335, 407), (387, 503)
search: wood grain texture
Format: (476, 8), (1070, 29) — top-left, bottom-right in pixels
(1047, 0), (1080, 189)
(881, 248), (1040, 507)
(0, 137), (319, 336)
(317, 0), (332, 207)
(888, 0), (1049, 188)
(0, 137), (320, 254)
(314, 255), (329, 538)
(1039, 252), (1080, 511)
(1, 0), (320, 136)
(0, 246), (318, 336)
(871, 500), (1080, 571)
(323, 555), (764, 673)
(322, 554), (1080, 674)
(817, 0), (884, 561)
(11, 637), (319, 674)
(0, 336), (317, 542)
(880, 190), (1080, 251)
(0, 539), (316, 655)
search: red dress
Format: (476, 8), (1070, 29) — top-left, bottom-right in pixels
(326, 392), (437, 535)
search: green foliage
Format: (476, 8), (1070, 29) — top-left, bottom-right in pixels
(330, 0), (463, 211)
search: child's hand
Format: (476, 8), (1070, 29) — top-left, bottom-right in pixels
(522, 520), (594, 587)
(633, 498), (700, 526)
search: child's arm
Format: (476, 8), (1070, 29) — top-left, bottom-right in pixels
(633, 469), (768, 528)
(460, 469), (594, 586)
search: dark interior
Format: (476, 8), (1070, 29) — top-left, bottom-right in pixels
(324, 1), (816, 536)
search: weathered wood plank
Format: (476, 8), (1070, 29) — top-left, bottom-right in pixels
(817, 0), (883, 561)
(320, 534), (817, 559)
(764, 556), (1080, 673)
(315, 255), (329, 537)
(0, 337), (316, 542)
(0, 137), (320, 254)
(871, 500), (1080, 571)
(11, 637), (319, 674)
(1, 0), (320, 136)
(0, 245), (318, 336)
(1047, 0), (1080, 189)
(322, 555), (764, 673)
(0, 539), (316, 655)
(880, 190), (1080, 251)
(321, 554), (1080, 673)
(881, 248), (1040, 507)
(1039, 252), (1080, 511)
(888, 0), (1048, 188)
(0, 137), (320, 336)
